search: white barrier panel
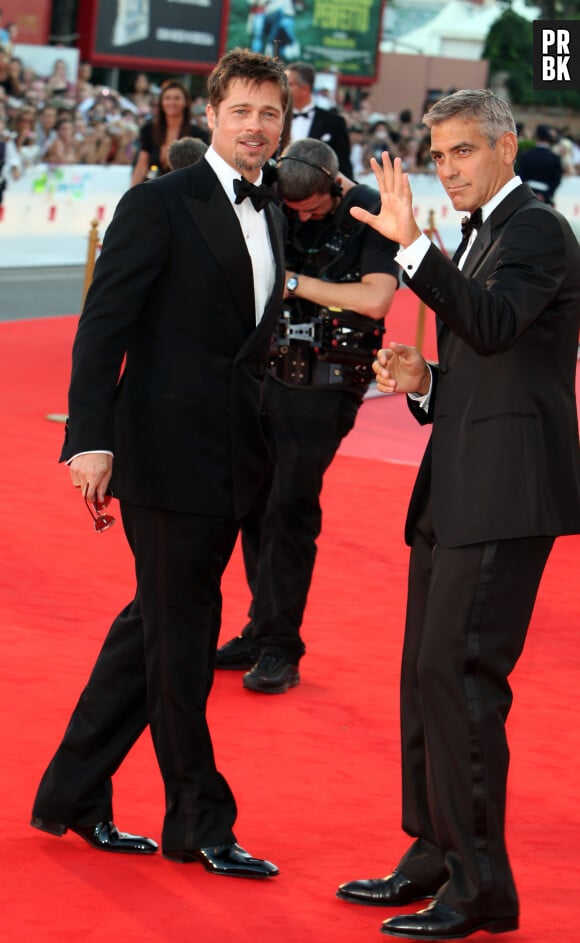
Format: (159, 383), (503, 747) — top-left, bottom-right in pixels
(1, 165), (580, 268)
(0, 164), (132, 267)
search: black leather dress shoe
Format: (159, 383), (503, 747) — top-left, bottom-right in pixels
(216, 634), (260, 670)
(381, 901), (519, 938)
(164, 842), (279, 878)
(337, 870), (436, 907)
(30, 817), (158, 854)
(243, 653), (300, 694)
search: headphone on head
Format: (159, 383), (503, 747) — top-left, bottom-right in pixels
(276, 155), (342, 197)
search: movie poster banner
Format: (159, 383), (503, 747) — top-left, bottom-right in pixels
(226, 0), (384, 82)
(78, 0), (228, 73)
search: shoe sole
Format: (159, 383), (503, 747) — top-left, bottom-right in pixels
(380, 916), (519, 938)
(336, 889), (434, 907)
(243, 674), (300, 694)
(163, 851), (278, 877)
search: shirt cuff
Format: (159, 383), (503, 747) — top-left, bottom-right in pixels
(395, 233), (431, 277)
(66, 451), (114, 463)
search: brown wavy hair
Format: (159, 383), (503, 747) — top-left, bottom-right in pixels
(207, 48), (289, 114)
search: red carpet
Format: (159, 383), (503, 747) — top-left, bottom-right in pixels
(1, 296), (579, 942)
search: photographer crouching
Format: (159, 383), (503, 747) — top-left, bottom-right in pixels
(217, 138), (399, 692)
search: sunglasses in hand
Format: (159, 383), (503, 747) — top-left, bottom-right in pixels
(84, 492), (116, 533)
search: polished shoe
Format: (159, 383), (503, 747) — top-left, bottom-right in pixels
(381, 901), (519, 939)
(337, 870), (436, 907)
(216, 634), (260, 670)
(243, 653), (300, 694)
(164, 842), (279, 878)
(30, 817), (158, 854)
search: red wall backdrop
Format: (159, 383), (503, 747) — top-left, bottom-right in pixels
(1, 0), (50, 45)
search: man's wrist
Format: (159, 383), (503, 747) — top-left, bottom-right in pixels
(286, 273), (299, 295)
(399, 226), (423, 250)
(418, 363), (432, 396)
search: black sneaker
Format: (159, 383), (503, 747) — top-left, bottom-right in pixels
(243, 653), (300, 694)
(216, 635), (260, 670)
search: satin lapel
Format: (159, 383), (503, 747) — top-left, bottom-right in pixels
(180, 162), (255, 328)
(307, 109), (323, 139)
(461, 183), (537, 279)
(439, 183), (537, 342)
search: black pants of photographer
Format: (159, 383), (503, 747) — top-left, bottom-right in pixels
(240, 374), (361, 663)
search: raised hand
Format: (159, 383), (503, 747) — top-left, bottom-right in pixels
(350, 154), (422, 249)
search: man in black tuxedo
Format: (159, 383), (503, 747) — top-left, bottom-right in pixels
(287, 60), (353, 177)
(336, 89), (580, 938)
(517, 123), (563, 206)
(30, 49), (289, 879)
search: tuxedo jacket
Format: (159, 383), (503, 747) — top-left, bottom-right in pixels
(308, 107), (353, 178)
(404, 182), (580, 548)
(60, 159), (286, 519)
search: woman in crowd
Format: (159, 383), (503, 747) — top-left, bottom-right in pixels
(78, 114), (114, 165)
(12, 104), (39, 168)
(130, 79), (208, 186)
(5, 56), (25, 98)
(45, 58), (73, 99)
(44, 114), (81, 164)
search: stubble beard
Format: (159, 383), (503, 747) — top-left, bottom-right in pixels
(235, 152), (267, 174)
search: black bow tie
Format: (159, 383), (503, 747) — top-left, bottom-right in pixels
(293, 109), (313, 119)
(460, 207), (483, 238)
(233, 177), (275, 212)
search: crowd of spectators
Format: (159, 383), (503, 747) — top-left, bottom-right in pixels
(2, 43), (580, 196)
(346, 100), (580, 180)
(0, 54), (211, 190)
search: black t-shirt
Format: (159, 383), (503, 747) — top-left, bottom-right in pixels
(273, 184), (399, 390)
(285, 184), (398, 294)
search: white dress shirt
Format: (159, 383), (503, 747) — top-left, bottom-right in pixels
(291, 99), (315, 142)
(204, 146), (275, 325)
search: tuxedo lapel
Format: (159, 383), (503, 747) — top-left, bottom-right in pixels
(308, 108), (329, 141)
(180, 162), (255, 329)
(461, 183), (537, 278)
(439, 183), (538, 340)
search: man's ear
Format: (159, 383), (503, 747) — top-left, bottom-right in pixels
(331, 175), (343, 197)
(501, 131), (518, 166)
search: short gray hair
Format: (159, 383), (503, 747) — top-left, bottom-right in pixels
(423, 89), (516, 148)
(276, 138), (339, 202)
